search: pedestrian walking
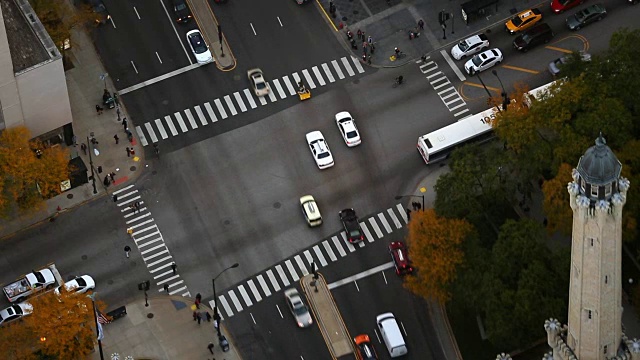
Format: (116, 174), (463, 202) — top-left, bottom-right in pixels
(91, 137), (99, 145)
(171, 262), (177, 275)
(366, 54), (372, 65)
(361, 31), (365, 41)
(126, 147), (131, 157)
(80, 143), (87, 155)
(134, 201), (141, 213)
(110, 172), (116, 182)
(196, 311), (202, 324)
(206, 312), (212, 322)
(114, 134), (119, 144)
(124, 245), (131, 258)
(418, 19), (424, 30)
(113, 194), (118, 202)
(103, 175), (111, 186)
(163, 283), (169, 293)
(96, 105), (103, 115)
(193, 311), (198, 321)
(363, 46), (368, 56)
(350, 38), (357, 49)
(122, 118), (128, 131)
(346, 30), (353, 39)
(406, 208), (411, 221)
(208, 343), (215, 354)
(367, 35), (373, 44)
(363, 41), (368, 49)
(357, 29), (362, 39)
(126, 129), (133, 143)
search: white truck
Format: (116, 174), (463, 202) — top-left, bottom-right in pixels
(3, 267), (57, 303)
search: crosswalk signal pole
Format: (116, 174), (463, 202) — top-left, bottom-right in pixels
(218, 25), (224, 58)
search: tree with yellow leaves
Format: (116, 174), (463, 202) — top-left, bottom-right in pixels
(404, 208), (473, 304)
(0, 127), (70, 216)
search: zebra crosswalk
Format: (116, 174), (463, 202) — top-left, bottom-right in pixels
(134, 56), (367, 147)
(112, 185), (190, 297)
(209, 203), (409, 319)
(418, 56), (470, 119)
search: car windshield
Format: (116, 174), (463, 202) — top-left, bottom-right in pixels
(346, 131), (358, 139)
(458, 40), (470, 51)
(350, 230), (361, 237)
(559, 0), (572, 5)
(189, 35), (207, 53)
(175, 3), (187, 10)
(472, 55), (484, 66)
(575, 12), (586, 21)
(318, 152), (330, 159)
(76, 278), (87, 287)
(511, 16), (523, 27)
(521, 34), (532, 43)
(292, 301), (307, 315)
(256, 82), (266, 90)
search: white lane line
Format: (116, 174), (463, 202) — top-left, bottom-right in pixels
(331, 60), (345, 79)
(247, 279), (262, 302)
(223, 95), (238, 116)
(153, 119), (168, 139)
(328, 262), (395, 290)
(233, 92), (248, 112)
(184, 109), (198, 129)
(378, 213), (393, 234)
(454, 108), (470, 117)
(174, 112), (189, 133)
(164, 115), (178, 136)
(228, 290), (244, 312)
(238, 284), (253, 307)
(322, 240), (337, 262)
(144, 123), (159, 143)
(311, 66), (326, 86)
(256, 275), (272, 297)
(321, 63), (336, 83)
(285, 259), (300, 281)
(194, 105), (209, 126)
(387, 208), (402, 229)
(441, 49), (467, 81)
(312, 246), (328, 267)
(218, 295), (234, 317)
(294, 255), (309, 276)
(135, 126), (148, 146)
(204, 102), (219, 123)
(282, 75), (296, 95)
(331, 236), (347, 257)
(368, 218), (384, 238)
(341, 232), (356, 252)
(214, 99), (228, 119)
(272, 79), (288, 99)
(301, 69), (316, 89)
(350, 55), (365, 73)
(360, 222), (375, 243)
(397, 203), (408, 224)
(243, 89), (258, 109)
(341, 57), (355, 77)
(266, 269), (281, 292)
(275, 264), (290, 287)
(266, 84), (277, 102)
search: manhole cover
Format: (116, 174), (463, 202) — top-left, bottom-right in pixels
(130, 165), (137, 171)
(273, 202), (281, 209)
(147, 313), (154, 318)
(67, 193), (74, 199)
(81, 255), (87, 260)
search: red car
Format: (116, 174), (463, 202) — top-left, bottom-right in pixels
(551, 0), (584, 13)
(354, 334), (378, 359)
(389, 241), (413, 275)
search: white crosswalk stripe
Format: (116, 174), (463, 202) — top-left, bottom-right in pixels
(266, 269), (281, 292)
(259, 93), (268, 105)
(455, 109), (470, 117)
(331, 60), (345, 79)
(194, 105), (209, 126)
(303, 250), (314, 268)
(285, 259), (299, 281)
(313, 245), (328, 267)
(332, 236), (347, 257)
(233, 92), (248, 112)
(272, 79), (288, 99)
(228, 290), (244, 312)
(341, 57), (355, 77)
(282, 75), (297, 95)
(256, 275), (271, 297)
(174, 112), (189, 132)
(311, 66), (326, 86)
(184, 109), (198, 129)
(275, 265), (290, 286)
(266, 84), (278, 102)
(223, 95), (238, 116)
(295, 255), (309, 276)
(218, 295), (233, 317)
(134, 126), (148, 146)
(238, 285), (253, 307)
(361, 222), (375, 243)
(378, 213), (393, 234)
(368, 217), (384, 238)
(301, 69), (316, 89)
(397, 203), (409, 224)
(154, 119), (168, 139)
(243, 89), (258, 109)
(322, 240), (337, 262)
(292, 72), (302, 86)
(214, 99), (228, 119)
(144, 123), (158, 143)
(247, 279), (262, 302)
(164, 116), (178, 136)
(340, 233), (356, 252)
(204, 102), (219, 123)
(321, 63), (336, 83)
(351, 56), (365, 73)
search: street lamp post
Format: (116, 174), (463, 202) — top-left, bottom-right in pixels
(476, 72), (501, 113)
(212, 263), (239, 337)
(395, 194), (425, 211)
(492, 70), (510, 110)
(88, 293), (104, 360)
(86, 135), (97, 194)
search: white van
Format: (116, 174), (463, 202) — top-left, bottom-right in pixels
(376, 312), (408, 357)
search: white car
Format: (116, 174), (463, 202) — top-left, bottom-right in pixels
(54, 275), (96, 296)
(186, 30), (213, 64)
(464, 48), (503, 75)
(451, 34), (490, 60)
(284, 288), (313, 328)
(247, 68), (269, 97)
(305, 131), (334, 169)
(300, 195), (322, 226)
(0, 302), (32, 325)
(335, 112), (361, 147)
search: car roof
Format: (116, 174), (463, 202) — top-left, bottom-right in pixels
(186, 29), (201, 36)
(466, 35), (483, 45)
(518, 8), (541, 18)
(306, 131), (324, 142)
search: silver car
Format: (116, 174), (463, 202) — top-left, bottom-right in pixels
(284, 288), (313, 328)
(548, 51), (591, 76)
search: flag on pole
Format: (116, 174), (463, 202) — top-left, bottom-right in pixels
(97, 320), (104, 341)
(97, 310), (111, 324)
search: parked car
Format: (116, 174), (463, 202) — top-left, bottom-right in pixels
(284, 288), (313, 328)
(548, 51), (591, 76)
(54, 275), (96, 296)
(513, 23), (555, 52)
(305, 131), (334, 169)
(550, 0), (583, 13)
(84, 0), (110, 25)
(339, 208), (364, 243)
(186, 30), (213, 64)
(172, 0), (192, 23)
(354, 334), (379, 359)
(335, 111), (361, 147)
(464, 48), (503, 75)
(505, 8), (543, 34)
(450, 34), (490, 60)
(389, 241), (413, 275)
(300, 195), (322, 227)
(247, 68), (269, 97)
(566, 4), (607, 30)
(0, 302), (32, 326)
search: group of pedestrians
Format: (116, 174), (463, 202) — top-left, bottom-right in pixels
(129, 201), (142, 214)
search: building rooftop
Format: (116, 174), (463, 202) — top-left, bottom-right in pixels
(576, 135), (622, 186)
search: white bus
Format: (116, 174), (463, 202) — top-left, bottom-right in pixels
(417, 80), (560, 164)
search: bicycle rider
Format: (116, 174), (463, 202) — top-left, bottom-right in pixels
(396, 75), (403, 85)
(394, 47), (401, 56)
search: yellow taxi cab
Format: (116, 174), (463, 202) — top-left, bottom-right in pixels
(505, 8), (542, 34)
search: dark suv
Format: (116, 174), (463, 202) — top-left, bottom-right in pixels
(513, 23), (554, 52)
(339, 208), (364, 243)
(172, 0), (192, 23)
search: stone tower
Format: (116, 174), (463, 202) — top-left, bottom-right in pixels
(545, 135), (639, 360)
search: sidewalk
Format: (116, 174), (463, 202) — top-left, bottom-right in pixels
(90, 295), (242, 360)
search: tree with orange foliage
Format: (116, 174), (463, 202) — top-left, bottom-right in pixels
(0, 126), (70, 216)
(542, 163), (574, 236)
(404, 208), (473, 304)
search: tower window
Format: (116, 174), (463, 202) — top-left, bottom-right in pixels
(588, 310), (592, 319)
(590, 238), (594, 246)
(581, 179), (586, 192)
(591, 185), (598, 197)
(605, 183), (612, 196)
(604, 345), (608, 354)
(605, 275), (608, 284)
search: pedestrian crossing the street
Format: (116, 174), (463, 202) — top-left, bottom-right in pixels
(134, 56), (367, 147)
(112, 185), (191, 297)
(417, 56), (470, 119)
(208, 203), (409, 319)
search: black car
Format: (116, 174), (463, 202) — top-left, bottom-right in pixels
(513, 23), (554, 52)
(339, 208), (364, 243)
(172, 0), (192, 23)
(565, 4), (606, 30)
(84, 0), (110, 25)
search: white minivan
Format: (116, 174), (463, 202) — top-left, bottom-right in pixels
(376, 312), (408, 357)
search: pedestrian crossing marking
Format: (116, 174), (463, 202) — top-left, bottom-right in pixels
(351, 56), (365, 73)
(256, 275), (272, 297)
(138, 237), (162, 249)
(167, 280), (184, 288)
(218, 294), (234, 317)
(387, 208), (402, 229)
(441, 91), (459, 100)
(331, 236), (347, 257)
(144, 123), (159, 143)
(228, 290), (244, 312)
(134, 126), (148, 146)
(427, 71), (444, 80)
(331, 60), (345, 79)
(214, 99), (228, 119)
(282, 75), (296, 95)
(303, 250), (314, 268)
(275, 265), (290, 287)
(378, 213), (393, 234)
(223, 95), (238, 116)
(169, 286), (187, 295)
(455, 109), (470, 117)
(147, 255), (173, 268)
(368, 217), (384, 238)
(396, 203), (409, 224)
(184, 109), (199, 129)
(141, 244), (165, 255)
(242, 89), (258, 109)
(312, 245), (328, 267)
(143, 249), (169, 262)
(294, 255), (309, 276)
(133, 230), (160, 243)
(233, 92), (248, 113)
(194, 105), (209, 126)
(340, 233), (356, 252)
(311, 66), (326, 86)
(272, 79), (288, 99)
(301, 69), (316, 89)
(322, 240), (337, 262)
(164, 115), (179, 136)
(341, 57), (355, 77)
(126, 213), (152, 224)
(449, 103), (466, 111)
(247, 279), (262, 302)
(154, 119), (169, 139)
(292, 72), (302, 87)
(433, 80), (451, 91)
(285, 259), (300, 281)
(156, 274), (178, 284)
(266, 269), (281, 292)
(174, 112), (189, 133)
(360, 222), (374, 243)
(148, 261), (174, 273)
(237, 285), (253, 307)
(204, 102), (219, 123)
(321, 63), (336, 83)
